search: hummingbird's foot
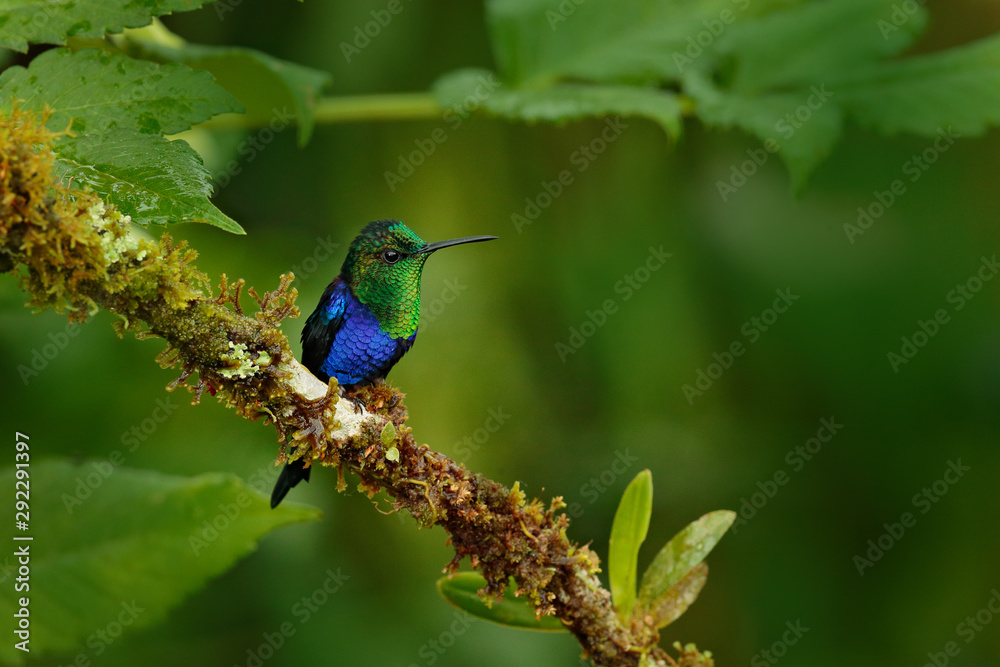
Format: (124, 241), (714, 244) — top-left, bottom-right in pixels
(342, 394), (367, 413)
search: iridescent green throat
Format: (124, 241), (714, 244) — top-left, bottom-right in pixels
(352, 257), (428, 339)
(342, 220), (429, 340)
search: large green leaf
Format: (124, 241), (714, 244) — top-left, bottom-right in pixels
(434, 68), (683, 136)
(716, 0), (923, 94)
(608, 469), (652, 623)
(683, 0), (916, 188)
(52, 132), (243, 231)
(487, 0), (777, 86)
(123, 23), (332, 146)
(635, 510), (735, 624)
(837, 34), (1000, 137)
(436, 572), (567, 632)
(0, 459), (319, 663)
(686, 73), (843, 191)
(0, 48), (243, 232)
(0, 0), (214, 52)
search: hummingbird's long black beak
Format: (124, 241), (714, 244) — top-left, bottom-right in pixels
(414, 235), (498, 254)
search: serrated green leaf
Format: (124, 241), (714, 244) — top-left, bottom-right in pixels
(0, 0), (214, 52)
(436, 572), (567, 632)
(609, 469), (652, 623)
(0, 48), (240, 135)
(434, 68), (683, 137)
(635, 510), (734, 622)
(53, 131), (244, 232)
(487, 0), (776, 86)
(687, 73), (842, 191)
(0, 459), (319, 662)
(837, 34), (1000, 137)
(128, 29), (331, 145)
(717, 0), (923, 94)
(0, 48), (244, 231)
(639, 563), (708, 629)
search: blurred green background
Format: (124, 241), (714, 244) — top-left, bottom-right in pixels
(3, 1), (1000, 665)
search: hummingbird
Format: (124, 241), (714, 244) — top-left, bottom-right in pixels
(270, 219), (497, 508)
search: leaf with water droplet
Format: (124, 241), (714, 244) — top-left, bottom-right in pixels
(131, 32), (331, 146)
(436, 572), (567, 632)
(635, 510), (735, 625)
(609, 469), (652, 623)
(0, 48), (243, 232)
(0, 0), (218, 52)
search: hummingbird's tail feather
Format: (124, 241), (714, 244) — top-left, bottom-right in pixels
(271, 458), (311, 508)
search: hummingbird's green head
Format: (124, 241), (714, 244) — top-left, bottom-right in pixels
(341, 220), (496, 338)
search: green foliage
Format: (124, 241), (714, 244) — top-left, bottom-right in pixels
(0, 5), (332, 235)
(636, 511), (735, 628)
(486, 0), (744, 85)
(0, 459), (319, 663)
(434, 68), (683, 137)
(122, 23), (332, 145)
(608, 473), (734, 630)
(608, 469), (652, 622)
(0, 0), (213, 52)
(436, 572), (567, 632)
(0, 47), (243, 232)
(836, 35), (1000, 136)
(434, 479), (732, 638)
(431, 0), (1000, 189)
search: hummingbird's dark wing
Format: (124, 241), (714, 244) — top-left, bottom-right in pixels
(300, 276), (347, 381)
(275, 278), (349, 509)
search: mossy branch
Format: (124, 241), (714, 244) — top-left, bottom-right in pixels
(0, 108), (711, 667)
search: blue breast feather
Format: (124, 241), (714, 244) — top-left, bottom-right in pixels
(317, 280), (415, 386)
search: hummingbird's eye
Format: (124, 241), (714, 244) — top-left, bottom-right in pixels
(381, 249), (402, 264)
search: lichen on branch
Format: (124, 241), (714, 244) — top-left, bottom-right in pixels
(0, 107), (712, 667)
